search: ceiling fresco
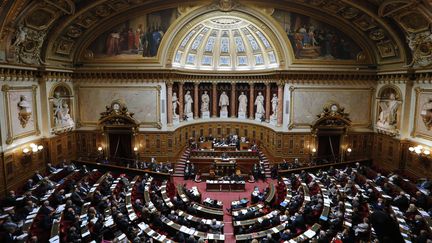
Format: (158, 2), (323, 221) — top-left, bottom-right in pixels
(0, 0), (430, 69)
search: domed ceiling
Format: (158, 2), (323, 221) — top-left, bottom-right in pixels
(0, 0), (431, 69)
(172, 17), (279, 71)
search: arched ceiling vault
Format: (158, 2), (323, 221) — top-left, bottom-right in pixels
(0, 0), (431, 70)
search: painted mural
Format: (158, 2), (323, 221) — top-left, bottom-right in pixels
(272, 10), (362, 61)
(88, 8), (178, 59)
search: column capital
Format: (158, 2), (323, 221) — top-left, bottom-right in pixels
(166, 80), (174, 87)
(248, 81), (255, 87)
(178, 81), (185, 86)
(194, 82), (200, 87)
(277, 80), (285, 87)
(265, 82), (272, 87)
(212, 82), (218, 86)
(230, 81), (236, 86)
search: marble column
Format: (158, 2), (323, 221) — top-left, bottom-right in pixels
(194, 82), (199, 119)
(277, 82), (284, 126)
(249, 82), (254, 119)
(212, 83), (218, 118)
(178, 82), (184, 121)
(230, 82), (236, 118)
(167, 82), (173, 126)
(265, 83), (271, 122)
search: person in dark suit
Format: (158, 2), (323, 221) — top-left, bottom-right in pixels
(33, 170), (44, 183)
(23, 179), (34, 191)
(46, 163), (57, 173)
(40, 200), (54, 216)
(71, 187), (84, 206)
(4, 191), (17, 207)
(392, 191), (410, 211)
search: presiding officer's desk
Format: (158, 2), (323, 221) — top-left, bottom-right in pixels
(206, 180), (246, 192)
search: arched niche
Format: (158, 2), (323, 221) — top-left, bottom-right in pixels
(49, 83), (75, 134)
(376, 85), (403, 136)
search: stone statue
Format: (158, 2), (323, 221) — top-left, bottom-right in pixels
(238, 92), (248, 113)
(219, 91), (229, 113)
(12, 25), (28, 47)
(271, 93), (278, 116)
(18, 95), (32, 128)
(53, 92), (74, 127)
(62, 103), (75, 126)
(172, 92), (180, 117)
(201, 91), (210, 113)
(377, 93), (400, 129)
(184, 90), (193, 119)
(255, 92), (265, 116)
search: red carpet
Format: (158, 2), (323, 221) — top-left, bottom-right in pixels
(173, 177), (276, 243)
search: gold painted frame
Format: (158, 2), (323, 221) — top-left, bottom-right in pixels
(76, 85), (162, 129)
(2, 85), (40, 144)
(288, 86), (374, 130)
(412, 88), (432, 140)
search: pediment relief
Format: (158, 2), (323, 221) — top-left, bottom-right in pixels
(312, 102), (352, 132)
(98, 100), (139, 127)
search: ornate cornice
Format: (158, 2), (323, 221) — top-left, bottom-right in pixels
(0, 66), (428, 84)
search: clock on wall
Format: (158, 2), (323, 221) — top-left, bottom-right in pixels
(330, 104), (339, 112)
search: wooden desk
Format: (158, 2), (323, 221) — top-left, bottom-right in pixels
(199, 141), (213, 150)
(265, 183), (275, 204)
(206, 180), (246, 192)
(213, 145), (237, 151)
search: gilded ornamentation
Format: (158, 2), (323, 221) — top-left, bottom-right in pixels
(12, 26), (46, 65)
(406, 30), (432, 67)
(218, 0), (236, 12)
(311, 102), (351, 133)
(17, 95), (32, 128)
(99, 100), (138, 126)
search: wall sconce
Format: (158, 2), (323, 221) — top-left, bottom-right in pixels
(97, 146), (104, 159)
(23, 143), (44, 155)
(133, 146), (139, 159)
(409, 145), (430, 157)
(346, 147), (352, 154)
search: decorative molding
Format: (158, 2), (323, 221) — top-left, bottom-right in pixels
(2, 84), (40, 144)
(412, 88), (432, 140)
(288, 86), (374, 130)
(77, 85), (162, 129)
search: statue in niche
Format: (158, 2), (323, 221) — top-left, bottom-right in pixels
(61, 103), (74, 126)
(255, 92), (265, 117)
(17, 95), (32, 128)
(53, 92), (74, 127)
(172, 92), (180, 117)
(377, 93), (400, 129)
(184, 90), (193, 119)
(238, 92), (248, 113)
(421, 98), (432, 130)
(219, 91), (229, 113)
(201, 91), (210, 113)
(271, 93), (278, 117)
